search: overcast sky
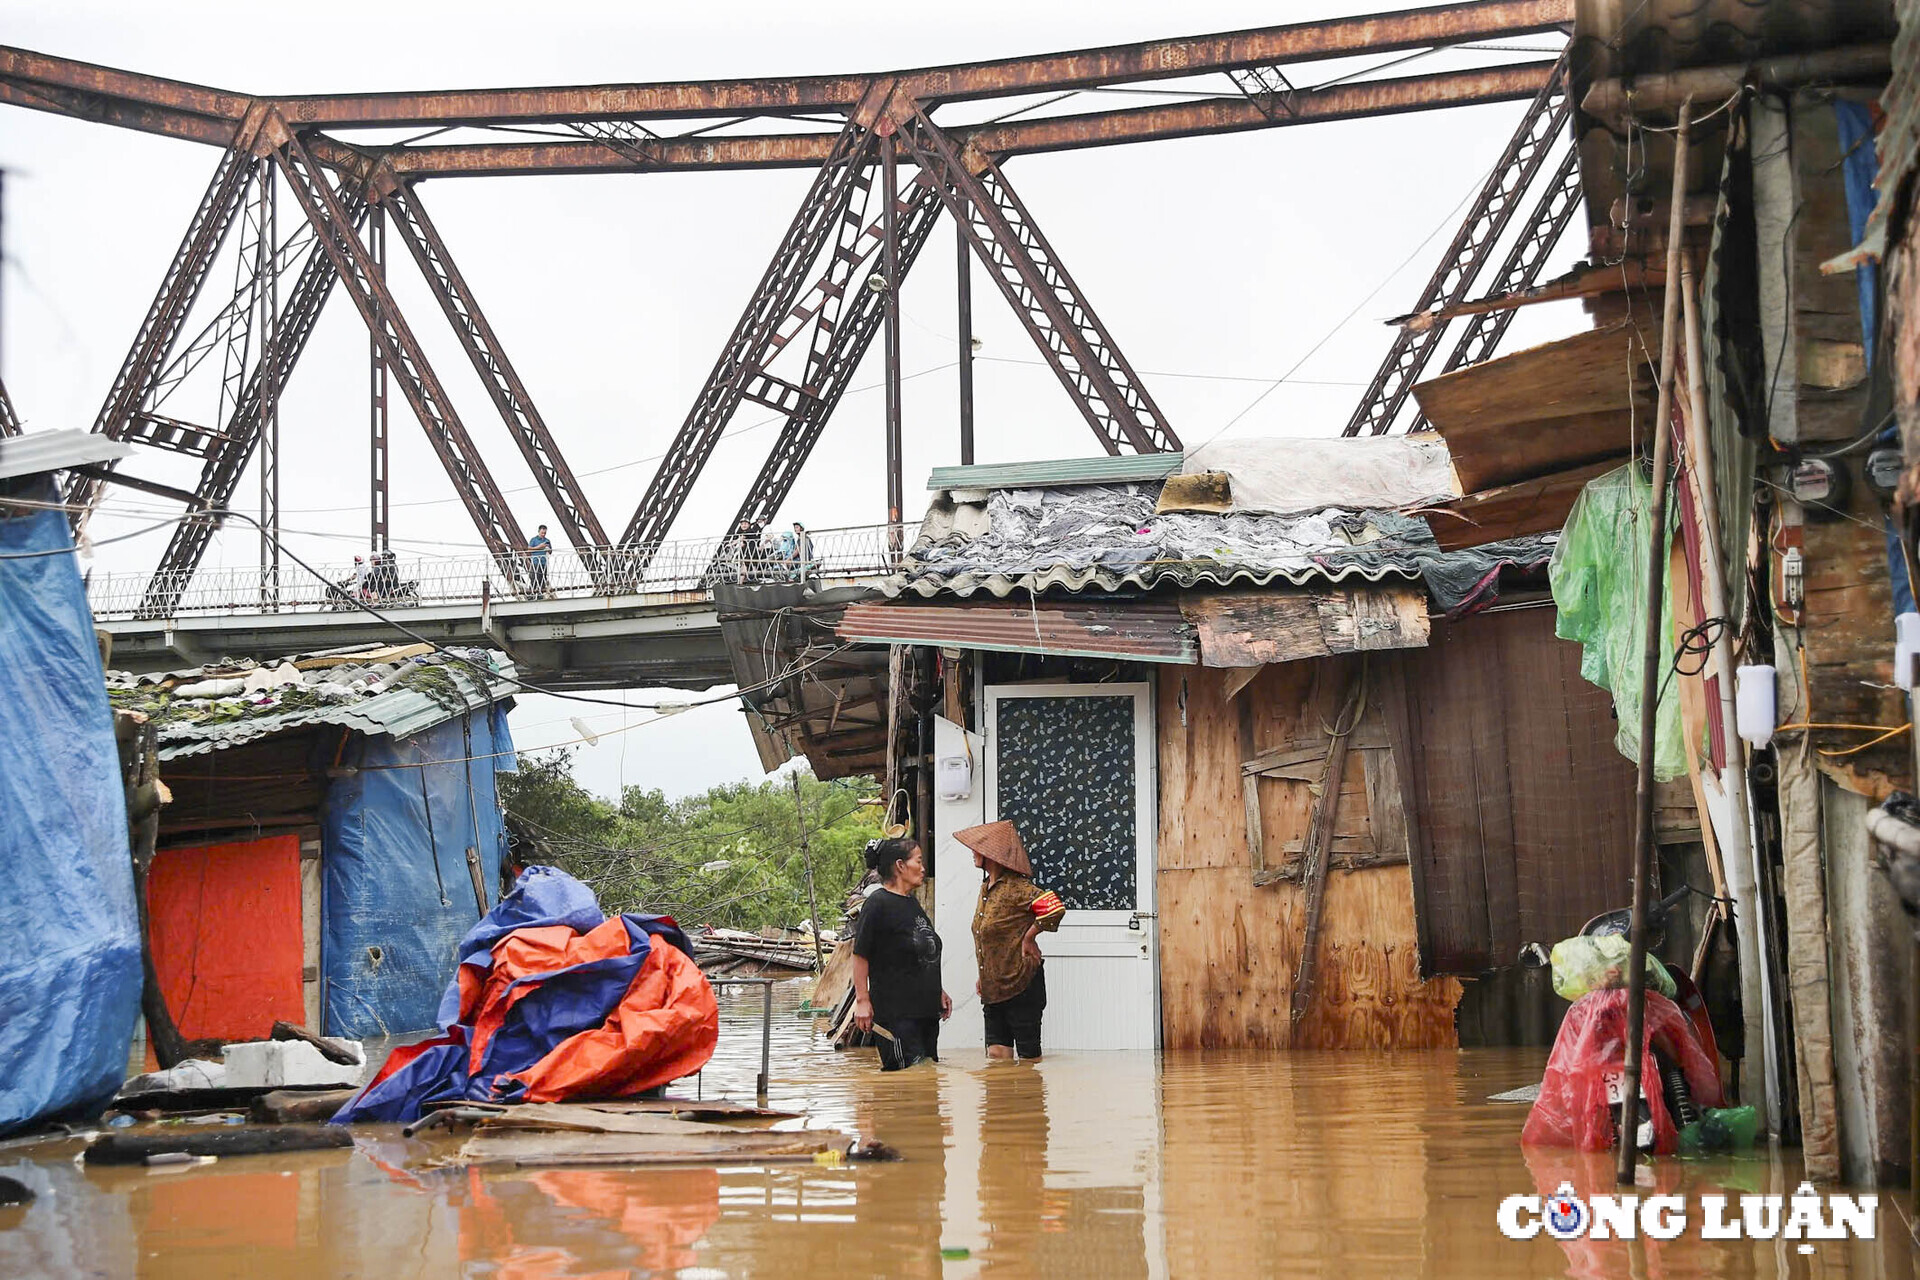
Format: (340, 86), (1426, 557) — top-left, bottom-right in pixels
(1, 1), (1586, 800)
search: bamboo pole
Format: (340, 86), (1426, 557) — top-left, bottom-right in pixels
(1619, 98), (1693, 1186)
(1679, 257), (1780, 1126)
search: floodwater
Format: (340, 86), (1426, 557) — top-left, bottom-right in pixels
(3, 981), (1915, 1278)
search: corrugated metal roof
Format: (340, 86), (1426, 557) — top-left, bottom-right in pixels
(127, 652), (519, 761)
(0, 429), (131, 481)
(926, 453), (1183, 493)
(889, 483), (1437, 600)
(839, 596), (1197, 663)
(889, 557), (1424, 600)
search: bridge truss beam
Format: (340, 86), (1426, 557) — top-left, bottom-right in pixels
(897, 107), (1178, 456)
(618, 116), (885, 557)
(1343, 48), (1572, 436)
(268, 120), (525, 571)
(382, 179), (609, 554)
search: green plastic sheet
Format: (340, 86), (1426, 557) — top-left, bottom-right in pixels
(1549, 464), (1685, 782)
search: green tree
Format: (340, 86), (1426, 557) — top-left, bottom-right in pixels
(498, 749), (883, 933)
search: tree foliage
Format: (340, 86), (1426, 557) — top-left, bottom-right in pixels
(497, 749), (883, 933)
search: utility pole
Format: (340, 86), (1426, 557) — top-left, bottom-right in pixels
(791, 771), (826, 971)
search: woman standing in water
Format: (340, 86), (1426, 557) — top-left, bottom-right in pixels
(956, 821), (1065, 1060)
(851, 838), (951, 1070)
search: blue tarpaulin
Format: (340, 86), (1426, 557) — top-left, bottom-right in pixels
(0, 488), (142, 1135)
(320, 703), (515, 1038)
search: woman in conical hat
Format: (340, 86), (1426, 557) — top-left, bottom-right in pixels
(955, 821), (1065, 1061)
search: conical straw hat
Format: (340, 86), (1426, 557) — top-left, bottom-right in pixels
(953, 820), (1031, 877)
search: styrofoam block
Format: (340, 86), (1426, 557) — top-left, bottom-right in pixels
(222, 1039), (364, 1089)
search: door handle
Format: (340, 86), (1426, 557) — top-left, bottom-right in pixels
(1128, 911), (1157, 931)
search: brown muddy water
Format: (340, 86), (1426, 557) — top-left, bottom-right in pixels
(2, 980), (1915, 1278)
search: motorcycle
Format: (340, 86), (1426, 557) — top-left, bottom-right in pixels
(1518, 885), (1724, 1153)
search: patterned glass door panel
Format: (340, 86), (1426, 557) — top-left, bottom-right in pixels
(993, 694), (1137, 910)
(986, 682), (1157, 1051)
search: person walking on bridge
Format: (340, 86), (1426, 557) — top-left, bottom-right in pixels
(526, 524), (552, 597)
(957, 821), (1064, 1061)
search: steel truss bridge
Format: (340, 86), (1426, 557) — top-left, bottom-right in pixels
(1, 0), (1585, 685)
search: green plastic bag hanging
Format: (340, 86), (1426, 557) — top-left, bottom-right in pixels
(1548, 464), (1685, 781)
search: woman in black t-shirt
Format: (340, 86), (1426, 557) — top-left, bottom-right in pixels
(851, 838), (951, 1070)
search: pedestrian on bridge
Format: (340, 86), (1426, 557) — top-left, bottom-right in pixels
(788, 521), (814, 583)
(526, 525), (552, 597)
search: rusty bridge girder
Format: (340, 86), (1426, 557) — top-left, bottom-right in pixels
(898, 107), (1178, 457)
(618, 119), (884, 558)
(270, 122), (525, 570)
(142, 176), (367, 616)
(1343, 48), (1572, 437)
(382, 179), (610, 555)
(2, 4), (1591, 608)
(68, 138), (258, 520)
(0, 2), (1567, 135)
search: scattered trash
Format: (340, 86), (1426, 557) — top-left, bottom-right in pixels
(941, 1247), (972, 1260)
(1550, 934), (1676, 1002)
(119, 1059), (226, 1096)
(251, 1088), (359, 1125)
(1487, 1084), (1540, 1104)
(1678, 1106), (1761, 1157)
(142, 1152), (197, 1167)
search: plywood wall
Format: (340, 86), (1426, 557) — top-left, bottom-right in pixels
(1157, 662), (1460, 1049)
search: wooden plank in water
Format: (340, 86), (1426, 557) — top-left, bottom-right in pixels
(446, 1128), (850, 1169)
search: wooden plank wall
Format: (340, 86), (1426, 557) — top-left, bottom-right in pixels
(1157, 660), (1461, 1049)
(1777, 91), (1910, 797)
(1394, 606), (1638, 974)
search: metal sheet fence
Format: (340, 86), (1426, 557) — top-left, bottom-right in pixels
(87, 522), (916, 619)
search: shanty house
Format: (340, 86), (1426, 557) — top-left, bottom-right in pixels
(838, 442), (1671, 1053)
(109, 645), (518, 1047)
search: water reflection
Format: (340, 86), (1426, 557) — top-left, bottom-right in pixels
(1, 983), (1915, 1278)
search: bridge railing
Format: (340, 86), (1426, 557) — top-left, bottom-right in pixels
(87, 521), (920, 620)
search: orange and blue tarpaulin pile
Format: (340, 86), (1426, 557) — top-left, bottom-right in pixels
(334, 867), (717, 1124)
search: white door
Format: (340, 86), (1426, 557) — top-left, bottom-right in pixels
(985, 682), (1157, 1051)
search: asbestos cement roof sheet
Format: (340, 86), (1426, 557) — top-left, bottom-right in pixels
(926, 453), (1184, 493)
(109, 648), (518, 761)
(0, 429), (131, 481)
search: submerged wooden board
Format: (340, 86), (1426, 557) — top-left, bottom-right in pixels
(475, 1106), (752, 1137)
(1156, 662), (1460, 1049)
(445, 1129), (850, 1169)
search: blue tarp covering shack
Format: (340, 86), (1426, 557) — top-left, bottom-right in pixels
(322, 703), (517, 1038)
(0, 483), (142, 1136)
(117, 647), (520, 1045)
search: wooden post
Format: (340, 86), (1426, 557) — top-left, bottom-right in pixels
(1618, 99), (1693, 1186)
(791, 772), (825, 972)
(1289, 663), (1362, 1025)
